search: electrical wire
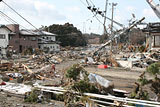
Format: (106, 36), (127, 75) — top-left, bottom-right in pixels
(86, 0), (90, 6)
(93, 13), (104, 25)
(78, 0), (105, 33)
(84, 0), (124, 28)
(79, 0), (88, 7)
(1, 0), (39, 30)
(84, 0), (104, 25)
(79, 0), (105, 34)
(0, 11), (18, 24)
(0, 13), (12, 24)
(88, 0), (95, 6)
(0, 11), (38, 35)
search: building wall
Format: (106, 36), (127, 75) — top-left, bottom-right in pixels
(0, 28), (10, 48)
(19, 35), (38, 52)
(7, 24), (20, 52)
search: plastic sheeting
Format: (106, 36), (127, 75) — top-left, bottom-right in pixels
(88, 73), (111, 88)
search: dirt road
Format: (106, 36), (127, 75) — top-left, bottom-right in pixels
(85, 66), (149, 92)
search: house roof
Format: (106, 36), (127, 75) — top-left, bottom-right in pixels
(20, 29), (56, 36)
(142, 22), (160, 33)
(0, 25), (13, 32)
(41, 31), (56, 36)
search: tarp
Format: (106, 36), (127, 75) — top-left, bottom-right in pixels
(88, 73), (111, 88)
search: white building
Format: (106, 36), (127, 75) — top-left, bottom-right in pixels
(38, 31), (60, 52)
(0, 25), (12, 56)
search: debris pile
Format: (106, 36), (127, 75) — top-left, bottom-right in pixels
(0, 45), (159, 106)
(117, 51), (160, 68)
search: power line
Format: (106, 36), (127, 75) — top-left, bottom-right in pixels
(88, 0), (95, 6)
(84, 0), (124, 28)
(1, 0), (39, 30)
(0, 11), (26, 29)
(93, 13), (104, 25)
(79, 0), (104, 33)
(86, 0), (90, 6)
(0, 11), (39, 35)
(0, 11), (18, 24)
(85, 0), (104, 25)
(79, 0), (88, 7)
(0, 13), (13, 24)
(86, 0), (103, 24)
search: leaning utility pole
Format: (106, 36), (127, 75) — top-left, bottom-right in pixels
(92, 17), (145, 56)
(103, 0), (109, 35)
(110, 3), (117, 52)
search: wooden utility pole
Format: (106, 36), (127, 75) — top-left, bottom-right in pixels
(110, 3), (117, 52)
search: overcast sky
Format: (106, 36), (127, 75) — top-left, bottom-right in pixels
(0, 0), (159, 34)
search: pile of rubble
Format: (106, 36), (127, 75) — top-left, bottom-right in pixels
(116, 50), (160, 68)
(81, 46), (159, 69)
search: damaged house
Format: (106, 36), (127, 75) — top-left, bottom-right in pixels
(143, 22), (160, 50)
(0, 24), (60, 54)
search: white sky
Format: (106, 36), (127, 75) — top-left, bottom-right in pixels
(0, 0), (159, 34)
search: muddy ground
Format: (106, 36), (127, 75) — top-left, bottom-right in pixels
(0, 59), (149, 107)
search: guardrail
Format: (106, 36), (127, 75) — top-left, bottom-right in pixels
(36, 85), (160, 107)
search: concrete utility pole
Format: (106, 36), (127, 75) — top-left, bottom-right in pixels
(110, 3), (117, 52)
(103, 0), (109, 35)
